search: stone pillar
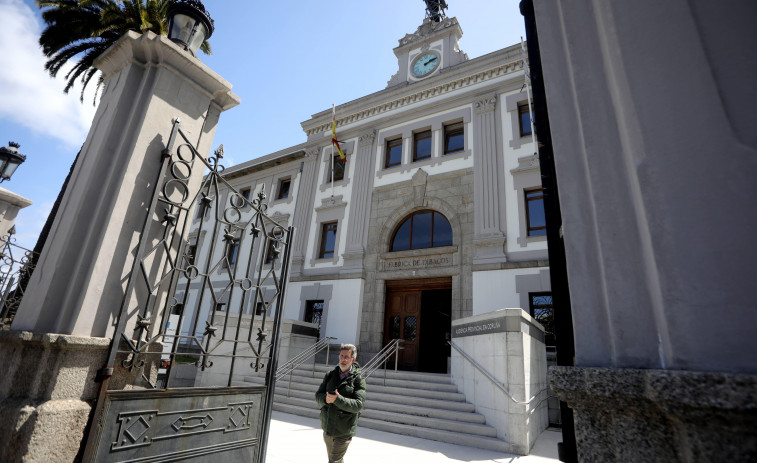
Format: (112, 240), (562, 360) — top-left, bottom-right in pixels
(450, 309), (548, 455)
(531, 0), (757, 460)
(0, 187), (32, 241)
(472, 94), (507, 265)
(341, 129), (377, 273)
(289, 146), (321, 277)
(13, 31), (239, 338)
(1, 31), (238, 462)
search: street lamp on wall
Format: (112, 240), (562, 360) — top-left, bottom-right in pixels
(166, 0), (214, 56)
(0, 142), (26, 183)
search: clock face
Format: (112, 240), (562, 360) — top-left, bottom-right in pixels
(412, 52), (440, 77)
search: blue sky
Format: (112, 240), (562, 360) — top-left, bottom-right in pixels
(0, 0), (526, 251)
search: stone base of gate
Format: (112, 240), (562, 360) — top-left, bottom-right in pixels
(549, 366), (757, 462)
(0, 330), (110, 462)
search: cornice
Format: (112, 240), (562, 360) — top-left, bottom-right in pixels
(95, 31), (240, 111)
(302, 46), (524, 138)
(395, 17), (463, 50)
(510, 154), (540, 174)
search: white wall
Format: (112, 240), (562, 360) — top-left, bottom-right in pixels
(472, 268), (543, 315)
(322, 279), (363, 344)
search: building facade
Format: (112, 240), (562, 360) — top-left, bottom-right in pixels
(180, 16), (551, 374)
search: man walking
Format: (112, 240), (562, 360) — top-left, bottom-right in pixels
(315, 343), (366, 463)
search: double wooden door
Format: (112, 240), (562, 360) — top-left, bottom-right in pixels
(383, 290), (421, 370)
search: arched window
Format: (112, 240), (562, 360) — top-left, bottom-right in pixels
(391, 210), (453, 251)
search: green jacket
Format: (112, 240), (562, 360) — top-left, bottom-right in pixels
(315, 362), (367, 437)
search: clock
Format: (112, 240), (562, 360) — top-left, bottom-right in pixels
(411, 51), (440, 78)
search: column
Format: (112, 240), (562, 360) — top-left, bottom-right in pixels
(342, 129), (377, 272)
(1, 30), (239, 462)
(289, 146), (321, 277)
(472, 94), (507, 264)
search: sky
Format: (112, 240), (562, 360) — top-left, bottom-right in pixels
(0, 0), (526, 252)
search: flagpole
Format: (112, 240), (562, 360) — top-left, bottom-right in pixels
(331, 104), (335, 198)
(521, 37), (538, 158)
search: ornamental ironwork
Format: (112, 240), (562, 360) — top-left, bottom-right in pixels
(83, 119), (293, 463)
(424, 0), (448, 22)
(0, 228), (38, 328)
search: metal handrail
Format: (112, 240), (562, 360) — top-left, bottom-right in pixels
(275, 336), (337, 397)
(361, 339), (404, 385)
(448, 340), (553, 413)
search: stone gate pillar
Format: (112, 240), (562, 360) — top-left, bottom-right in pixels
(0, 31), (239, 462)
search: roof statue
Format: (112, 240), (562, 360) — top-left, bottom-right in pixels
(424, 0), (448, 22)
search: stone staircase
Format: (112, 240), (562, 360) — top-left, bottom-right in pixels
(240, 364), (511, 452)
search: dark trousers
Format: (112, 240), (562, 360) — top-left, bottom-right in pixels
(323, 432), (352, 463)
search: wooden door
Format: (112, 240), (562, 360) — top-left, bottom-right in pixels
(383, 290), (421, 370)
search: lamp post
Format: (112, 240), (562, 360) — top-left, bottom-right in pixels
(166, 0), (215, 55)
(0, 142), (26, 183)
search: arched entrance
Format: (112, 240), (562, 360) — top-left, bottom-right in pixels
(383, 277), (452, 373)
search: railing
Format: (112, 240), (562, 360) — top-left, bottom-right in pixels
(275, 337), (337, 397)
(361, 338), (404, 385)
(0, 230), (39, 328)
(448, 340), (553, 414)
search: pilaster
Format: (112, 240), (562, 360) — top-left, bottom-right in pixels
(289, 146), (321, 277)
(472, 94), (507, 264)
(342, 130), (377, 272)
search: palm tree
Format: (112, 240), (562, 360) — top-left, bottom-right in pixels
(37, 0), (211, 103)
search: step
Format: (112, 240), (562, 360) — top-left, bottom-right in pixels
(301, 364), (454, 384)
(243, 363), (512, 453)
(246, 374), (468, 403)
(272, 403), (512, 453)
(266, 384), (477, 414)
(274, 394), (485, 426)
(272, 401), (495, 440)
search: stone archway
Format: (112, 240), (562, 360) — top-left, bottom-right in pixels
(360, 167), (475, 361)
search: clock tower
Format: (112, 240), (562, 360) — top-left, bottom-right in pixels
(386, 3), (468, 87)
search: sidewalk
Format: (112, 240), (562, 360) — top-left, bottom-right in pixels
(266, 411), (561, 463)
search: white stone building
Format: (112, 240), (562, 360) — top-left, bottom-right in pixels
(178, 16), (551, 375)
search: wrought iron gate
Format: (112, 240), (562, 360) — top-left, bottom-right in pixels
(82, 119), (293, 463)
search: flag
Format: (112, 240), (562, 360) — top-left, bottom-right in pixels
(331, 107), (346, 160)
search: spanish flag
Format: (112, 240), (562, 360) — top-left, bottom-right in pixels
(331, 106), (346, 160)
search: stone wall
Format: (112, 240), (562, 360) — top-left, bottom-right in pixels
(0, 331), (110, 462)
(450, 309), (548, 455)
(360, 167), (474, 357)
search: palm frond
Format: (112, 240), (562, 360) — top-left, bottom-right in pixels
(37, 0), (213, 101)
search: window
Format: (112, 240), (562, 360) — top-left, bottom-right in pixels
(255, 302), (265, 316)
(195, 196), (211, 219)
(519, 103), (533, 137)
(391, 210), (453, 251)
(226, 239), (240, 267)
(525, 188), (546, 236)
(319, 221), (338, 259)
(264, 239), (278, 264)
(529, 292), (554, 348)
(215, 302), (227, 312)
(413, 130), (432, 162)
(385, 138), (402, 168)
(276, 178), (291, 199)
(240, 187), (251, 201)
(184, 244), (197, 266)
(330, 155), (345, 182)
(305, 300), (324, 335)
(444, 122), (465, 154)
(170, 303), (184, 315)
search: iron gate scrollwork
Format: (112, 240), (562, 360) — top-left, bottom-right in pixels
(83, 119), (294, 463)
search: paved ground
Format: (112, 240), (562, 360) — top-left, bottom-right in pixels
(266, 411), (561, 463)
